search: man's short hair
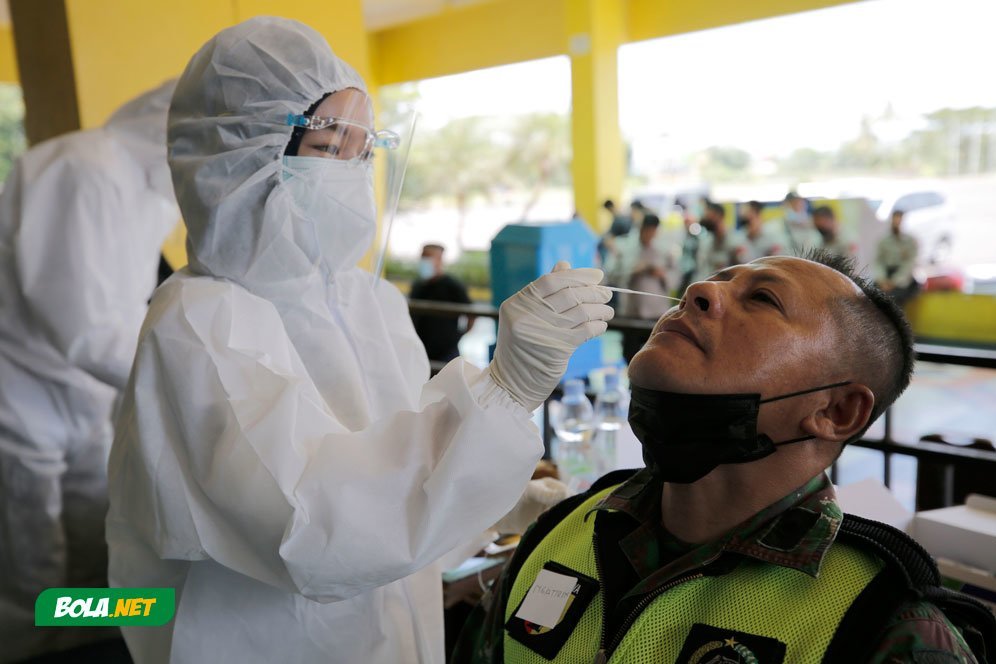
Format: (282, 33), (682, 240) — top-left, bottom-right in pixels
(603, 199), (615, 210)
(746, 200), (763, 214)
(705, 202), (726, 218)
(631, 200), (645, 210)
(812, 205), (835, 220)
(641, 214), (661, 229)
(785, 191), (802, 202)
(421, 243), (445, 255)
(804, 249), (915, 443)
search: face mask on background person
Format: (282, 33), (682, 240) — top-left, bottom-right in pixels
(282, 155), (376, 273)
(628, 381), (851, 483)
(418, 258), (435, 280)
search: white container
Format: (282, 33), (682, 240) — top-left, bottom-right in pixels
(910, 494), (996, 573)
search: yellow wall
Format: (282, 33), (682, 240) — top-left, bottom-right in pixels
(63, 1), (232, 129)
(373, 0), (568, 86)
(0, 26), (16, 83)
(906, 293), (996, 346)
(9, 0), (867, 116)
(60, 0), (374, 130)
(372, 0), (861, 86)
(626, 0), (859, 42)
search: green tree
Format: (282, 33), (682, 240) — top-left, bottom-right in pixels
(916, 107), (996, 175)
(405, 116), (503, 249)
(499, 112), (571, 219)
(699, 145), (751, 182)
(0, 84), (26, 184)
(777, 147), (833, 179)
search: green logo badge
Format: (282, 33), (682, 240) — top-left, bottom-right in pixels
(35, 588), (175, 626)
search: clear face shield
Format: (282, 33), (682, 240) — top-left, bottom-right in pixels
(282, 88), (415, 278)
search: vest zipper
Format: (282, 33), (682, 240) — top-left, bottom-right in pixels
(593, 569), (705, 663)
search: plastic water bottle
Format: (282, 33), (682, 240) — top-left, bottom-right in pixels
(593, 369), (630, 476)
(549, 379), (596, 493)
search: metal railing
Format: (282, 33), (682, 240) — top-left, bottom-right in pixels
(410, 299), (996, 505)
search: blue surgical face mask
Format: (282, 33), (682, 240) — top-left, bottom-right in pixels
(418, 258), (435, 280)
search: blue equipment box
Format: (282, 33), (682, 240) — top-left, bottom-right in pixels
(489, 220), (601, 381)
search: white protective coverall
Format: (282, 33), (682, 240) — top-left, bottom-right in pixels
(0, 81), (178, 661)
(106, 18), (604, 664)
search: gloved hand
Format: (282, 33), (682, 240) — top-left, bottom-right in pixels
(490, 261), (613, 411)
(493, 477), (570, 534)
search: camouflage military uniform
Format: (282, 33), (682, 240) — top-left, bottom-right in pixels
(456, 470), (977, 663)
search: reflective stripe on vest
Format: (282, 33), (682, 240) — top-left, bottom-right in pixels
(504, 486), (883, 664)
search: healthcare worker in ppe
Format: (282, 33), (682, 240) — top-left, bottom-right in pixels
(0, 80), (179, 662)
(106, 17), (613, 664)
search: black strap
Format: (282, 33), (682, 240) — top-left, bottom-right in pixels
(831, 514), (995, 664)
(759, 380), (852, 404)
(837, 513), (940, 588)
(822, 563), (909, 662)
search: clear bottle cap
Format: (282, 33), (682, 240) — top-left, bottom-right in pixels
(563, 379), (586, 398)
(604, 371), (620, 391)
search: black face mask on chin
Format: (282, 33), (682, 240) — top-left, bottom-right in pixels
(628, 381), (852, 484)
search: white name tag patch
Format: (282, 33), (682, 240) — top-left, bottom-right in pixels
(514, 569), (579, 629)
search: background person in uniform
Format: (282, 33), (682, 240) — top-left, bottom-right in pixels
(732, 200), (783, 263)
(875, 209), (920, 306)
(780, 191), (821, 256)
(606, 214), (674, 363)
(693, 202), (738, 282)
(0, 80), (178, 662)
(812, 205), (856, 260)
(410, 243), (475, 363)
(603, 199), (632, 238)
(597, 199), (632, 266)
(456, 252), (980, 663)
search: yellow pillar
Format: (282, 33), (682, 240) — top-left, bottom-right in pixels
(8, 0), (80, 144)
(0, 24), (18, 84)
(567, 0), (625, 233)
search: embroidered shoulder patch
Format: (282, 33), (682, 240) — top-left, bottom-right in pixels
(675, 623), (786, 664)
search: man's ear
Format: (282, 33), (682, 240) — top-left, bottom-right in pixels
(799, 383), (875, 443)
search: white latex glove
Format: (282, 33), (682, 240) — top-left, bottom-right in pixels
(490, 262), (613, 411)
(493, 477), (570, 534)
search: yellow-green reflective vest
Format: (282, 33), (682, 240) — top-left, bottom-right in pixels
(504, 486), (883, 663)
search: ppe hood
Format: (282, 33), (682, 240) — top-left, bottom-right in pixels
(168, 16), (367, 298)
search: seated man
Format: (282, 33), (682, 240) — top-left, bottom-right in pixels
(456, 251), (988, 663)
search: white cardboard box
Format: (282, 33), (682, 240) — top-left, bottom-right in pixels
(909, 494), (996, 573)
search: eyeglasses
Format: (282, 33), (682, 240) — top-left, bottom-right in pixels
(286, 113), (400, 163)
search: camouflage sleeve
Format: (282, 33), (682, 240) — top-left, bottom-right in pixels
(866, 600), (978, 663)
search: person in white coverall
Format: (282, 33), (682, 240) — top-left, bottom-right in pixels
(0, 80), (178, 662)
(106, 17), (613, 664)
